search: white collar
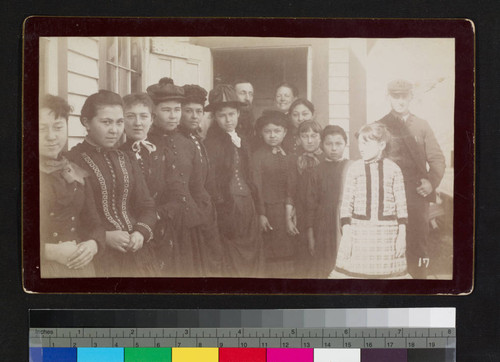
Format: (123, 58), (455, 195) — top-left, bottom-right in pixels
(227, 131), (241, 148)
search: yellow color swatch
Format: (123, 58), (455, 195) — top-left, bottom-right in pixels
(172, 348), (219, 362)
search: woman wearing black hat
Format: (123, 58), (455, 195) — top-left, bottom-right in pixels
(204, 85), (264, 277)
(67, 90), (157, 277)
(147, 78), (208, 277)
(178, 84), (224, 277)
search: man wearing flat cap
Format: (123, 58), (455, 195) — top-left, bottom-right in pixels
(378, 79), (445, 279)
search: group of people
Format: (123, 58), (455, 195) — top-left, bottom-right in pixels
(39, 77), (445, 280)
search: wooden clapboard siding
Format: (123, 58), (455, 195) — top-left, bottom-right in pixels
(66, 37), (100, 149)
(68, 51), (99, 79)
(328, 41), (353, 158)
(67, 37), (99, 59)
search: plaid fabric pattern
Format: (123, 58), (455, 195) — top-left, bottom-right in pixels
(335, 220), (407, 276)
(340, 159), (408, 221)
(383, 159), (408, 220)
(337, 158), (408, 277)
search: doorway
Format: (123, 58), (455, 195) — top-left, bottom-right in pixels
(212, 47), (308, 118)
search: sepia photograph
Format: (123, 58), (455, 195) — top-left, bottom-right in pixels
(35, 35), (455, 281)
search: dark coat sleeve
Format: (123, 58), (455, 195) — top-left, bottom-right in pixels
(201, 141), (217, 200)
(285, 154), (297, 206)
(305, 167), (320, 229)
(250, 149), (265, 215)
(204, 137), (225, 204)
(129, 155), (156, 241)
(420, 118), (446, 189)
(188, 141), (208, 208)
(78, 179), (107, 251)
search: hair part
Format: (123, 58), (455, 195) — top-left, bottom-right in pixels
(322, 124), (348, 143)
(355, 122), (392, 155)
(289, 98), (315, 115)
(275, 82), (299, 97)
(355, 122), (390, 143)
(255, 110), (289, 133)
(80, 90), (123, 124)
(123, 93), (153, 113)
(40, 94), (72, 120)
(299, 120), (323, 134)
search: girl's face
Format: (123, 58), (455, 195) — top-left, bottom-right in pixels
(181, 102), (204, 131)
(290, 104), (313, 129)
(214, 106), (239, 132)
(275, 86), (296, 112)
(323, 133), (347, 161)
(83, 105), (124, 148)
(358, 135), (385, 162)
(153, 100), (182, 132)
(262, 123), (287, 147)
(39, 108), (68, 159)
(299, 128), (321, 153)
(124, 103), (152, 141)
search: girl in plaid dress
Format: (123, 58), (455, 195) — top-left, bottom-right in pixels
(331, 122), (410, 279)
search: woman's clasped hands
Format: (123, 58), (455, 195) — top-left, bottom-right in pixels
(106, 230), (144, 253)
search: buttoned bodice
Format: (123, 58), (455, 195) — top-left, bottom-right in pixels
(148, 126), (205, 227)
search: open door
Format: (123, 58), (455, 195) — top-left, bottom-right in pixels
(212, 47), (308, 118)
(145, 37), (213, 94)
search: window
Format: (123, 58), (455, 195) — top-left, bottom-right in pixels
(99, 37), (142, 95)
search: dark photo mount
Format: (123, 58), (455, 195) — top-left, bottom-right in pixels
(22, 17), (474, 294)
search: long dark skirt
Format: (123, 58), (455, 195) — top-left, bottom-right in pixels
(310, 214), (339, 278)
(155, 220), (205, 278)
(199, 200), (225, 277)
(293, 202), (315, 278)
(218, 194), (264, 278)
(262, 202), (296, 278)
(94, 243), (158, 278)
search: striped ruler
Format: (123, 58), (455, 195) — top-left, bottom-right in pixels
(29, 308), (456, 361)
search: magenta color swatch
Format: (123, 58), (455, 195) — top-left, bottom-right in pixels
(267, 348), (314, 361)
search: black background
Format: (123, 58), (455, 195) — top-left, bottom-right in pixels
(1, 1), (498, 361)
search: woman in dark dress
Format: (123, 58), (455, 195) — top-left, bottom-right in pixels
(286, 120), (324, 278)
(306, 125), (350, 278)
(146, 78), (208, 277)
(67, 90), (156, 277)
(178, 84), (224, 277)
(282, 98), (315, 156)
(119, 92), (164, 276)
(204, 84), (264, 277)
(252, 110), (297, 278)
(39, 94), (103, 278)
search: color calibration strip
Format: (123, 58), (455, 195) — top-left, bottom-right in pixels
(29, 347), (456, 362)
(29, 308), (456, 361)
